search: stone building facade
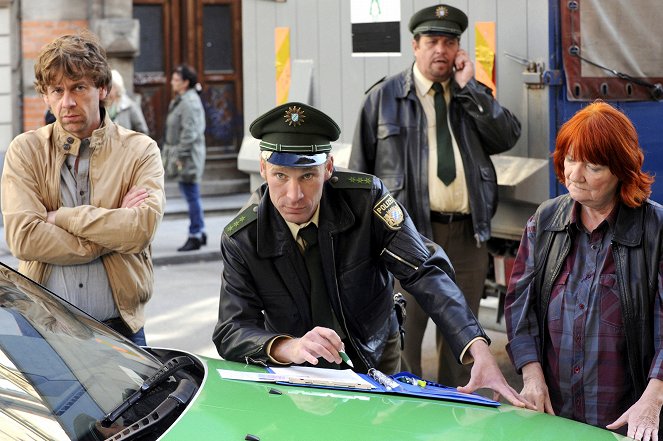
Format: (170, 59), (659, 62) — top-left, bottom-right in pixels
(0, 0), (248, 207)
(0, 0), (139, 150)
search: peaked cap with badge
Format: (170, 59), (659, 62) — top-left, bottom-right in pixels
(250, 102), (341, 167)
(408, 4), (468, 37)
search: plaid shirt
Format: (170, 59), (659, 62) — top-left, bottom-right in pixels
(506, 202), (663, 429)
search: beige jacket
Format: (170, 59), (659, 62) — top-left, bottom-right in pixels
(1, 114), (165, 332)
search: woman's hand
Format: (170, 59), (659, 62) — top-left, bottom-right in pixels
(607, 378), (663, 440)
(520, 362), (555, 414)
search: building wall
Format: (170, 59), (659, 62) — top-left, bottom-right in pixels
(0, 0), (138, 226)
(20, 0), (136, 132)
(241, 0), (548, 157)
(22, 18), (90, 130)
(0, 0), (13, 152)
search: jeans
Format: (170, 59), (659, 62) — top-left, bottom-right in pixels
(103, 317), (147, 346)
(178, 181), (205, 236)
(130, 328), (147, 346)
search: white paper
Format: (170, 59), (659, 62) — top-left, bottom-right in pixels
(270, 366), (375, 389)
(216, 369), (282, 382)
(217, 366), (375, 390)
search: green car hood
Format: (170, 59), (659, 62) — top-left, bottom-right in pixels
(160, 356), (628, 441)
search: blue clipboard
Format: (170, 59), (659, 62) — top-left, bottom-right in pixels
(362, 370), (500, 407)
(266, 366), (500, 407)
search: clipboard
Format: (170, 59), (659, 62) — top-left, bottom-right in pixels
(264, 366), (500, 407)
(363, 370), (500, 407)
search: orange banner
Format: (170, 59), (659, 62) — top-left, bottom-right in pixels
(475, 22), (496, 96)
(275, 27), (291, 105)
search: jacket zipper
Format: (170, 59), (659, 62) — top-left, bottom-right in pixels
(539, 227), (571, 359)
(611, 243), (632, 320)
(611, 242), (639, 393)
(246, 344), (268, 367)
(455, 92), (484, 113)
(88, 144), (94, 203)
(448, 98), (481, 245)
(380, 248), (419, 270)
(329, 234), (371, 369)
(52, 150), (68, 210)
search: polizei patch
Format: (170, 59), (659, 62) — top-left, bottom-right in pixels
(373, 194), (404, 230)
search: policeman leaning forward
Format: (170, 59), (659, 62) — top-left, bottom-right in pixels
(212, 102), (531, 408)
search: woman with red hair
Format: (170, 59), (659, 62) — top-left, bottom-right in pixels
(505, 101), (662, 440)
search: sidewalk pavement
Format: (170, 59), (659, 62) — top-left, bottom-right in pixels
(0, 192), (252, 270)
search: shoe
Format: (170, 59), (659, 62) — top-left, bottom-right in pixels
(201, 232), (207, 246)
(177, 237), (202, 252)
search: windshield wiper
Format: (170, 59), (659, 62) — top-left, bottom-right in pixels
(100, 356), (195, 428)
(102, 378), (197, 441)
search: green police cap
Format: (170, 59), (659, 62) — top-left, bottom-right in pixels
(408, 4), (468, 37)
(250, 102), (341, 167)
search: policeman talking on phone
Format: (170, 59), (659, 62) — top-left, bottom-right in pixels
(349, 4), (521, 387)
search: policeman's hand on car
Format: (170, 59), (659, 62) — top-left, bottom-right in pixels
(456, 339), (536, 410)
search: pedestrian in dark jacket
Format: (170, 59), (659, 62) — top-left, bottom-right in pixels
(213, 102), (532, 409)
(349, 4), (521, 386)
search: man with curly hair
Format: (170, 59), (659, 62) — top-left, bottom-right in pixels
(1, 31), (165, 344)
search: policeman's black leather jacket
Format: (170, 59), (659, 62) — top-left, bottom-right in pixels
(350, 66), (521, 243)
(532, 195), (663, 400)
(213, 171), (488, 371)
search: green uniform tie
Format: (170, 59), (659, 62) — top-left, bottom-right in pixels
(299, 224), (340, 369)
(432, 82), (456, 185)
(299, 224), (336, 332)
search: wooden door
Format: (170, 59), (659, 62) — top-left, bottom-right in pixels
(133, 0), (243, 155)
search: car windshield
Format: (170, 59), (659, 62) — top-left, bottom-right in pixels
(0, 264), (162, 440)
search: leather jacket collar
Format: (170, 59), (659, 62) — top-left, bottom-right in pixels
(255, 179), (356, 258)
(542, 194), (644, 247)
(397, 64), (416, 99)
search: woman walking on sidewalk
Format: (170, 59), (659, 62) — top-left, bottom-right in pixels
(162, 64), (208, 251)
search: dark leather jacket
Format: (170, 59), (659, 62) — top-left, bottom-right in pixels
(532, 195), (663, 399)
(213, 170), (487, 370)
(350, 67), (521, 242)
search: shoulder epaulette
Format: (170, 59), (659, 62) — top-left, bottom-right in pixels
(328, 171), (374, 189)
(365, 76), (386, 94)
(224, 204), (258, 236)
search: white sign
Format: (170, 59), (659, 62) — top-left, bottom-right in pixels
(351, 0), (401, 24)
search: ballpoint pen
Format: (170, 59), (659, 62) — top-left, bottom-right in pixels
(338, 350), (354, 368)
